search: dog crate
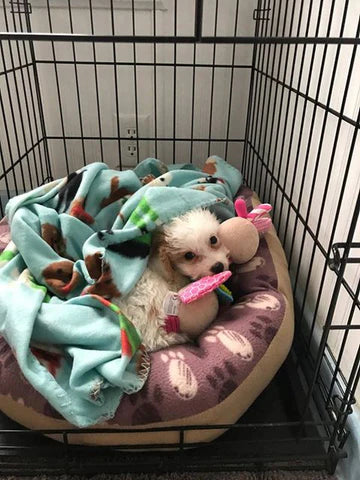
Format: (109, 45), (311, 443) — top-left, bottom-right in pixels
(0, 0), (359, 475)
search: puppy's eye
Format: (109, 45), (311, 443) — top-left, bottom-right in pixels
(210, 235), (218, 245)
(184, 251), (196, 260)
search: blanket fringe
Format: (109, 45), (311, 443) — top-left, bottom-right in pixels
(137, 348), (151, 384)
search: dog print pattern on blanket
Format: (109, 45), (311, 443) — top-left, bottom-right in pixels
(0, 186), (288, 427)
(0, 157), (242, 427)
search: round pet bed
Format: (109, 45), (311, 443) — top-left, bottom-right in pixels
(0, 188), (294, 446)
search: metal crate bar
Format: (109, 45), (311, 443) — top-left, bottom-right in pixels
(1, 33), (360, 44)
(0, 138), (43, 182)
(0, 61), (32, 76)
(46, 135), (246, 143)
(252, 68), (360, 130)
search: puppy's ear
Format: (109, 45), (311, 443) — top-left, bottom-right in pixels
(159, 243), (176, 282)
(152, 231), (176, 282)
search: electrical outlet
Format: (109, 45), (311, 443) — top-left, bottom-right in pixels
(123, 128), (138, 164)
(126, 141), (137, 157)
(114, 114), (150, 167)
(126, 127), (137, 138)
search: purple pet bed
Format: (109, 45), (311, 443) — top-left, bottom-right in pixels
(0, 188), (294, 446)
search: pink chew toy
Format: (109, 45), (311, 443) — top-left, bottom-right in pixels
(178, 270), (232, 304)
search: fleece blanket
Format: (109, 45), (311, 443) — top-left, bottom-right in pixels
(0, 156), (242, 427)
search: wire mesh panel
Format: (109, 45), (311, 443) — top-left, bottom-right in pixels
(243, 0), (360, 454)
(0, 1), (51, 215)
(1, 0), (257, 180)
(0, 0), (360, 474)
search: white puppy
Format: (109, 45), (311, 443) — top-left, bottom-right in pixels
(115, 208), (230, 352)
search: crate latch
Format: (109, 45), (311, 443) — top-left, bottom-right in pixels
(9, 1), (32, 14)
(328, 242), (360, 272)
(253, 8), (271, 21)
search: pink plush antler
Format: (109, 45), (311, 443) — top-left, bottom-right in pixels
(251, 217), (272, 233)
(248, 204), (272, 233)
(234, 197), (248, 218)
(234, 197), (273, 233)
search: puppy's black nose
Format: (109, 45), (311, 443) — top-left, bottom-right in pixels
(211, 262), (224, 274)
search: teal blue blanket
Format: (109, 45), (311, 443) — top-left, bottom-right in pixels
(0, 156), (242, 427)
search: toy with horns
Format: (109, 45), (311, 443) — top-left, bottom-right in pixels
(217, 197), (273, 265)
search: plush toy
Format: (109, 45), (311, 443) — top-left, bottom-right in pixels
(169, 198), (273, 338)
(218, 198), (272, 264)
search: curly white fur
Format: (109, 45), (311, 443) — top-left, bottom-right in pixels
(163, 208), (230, 281)
(114, 208), (230, 352)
